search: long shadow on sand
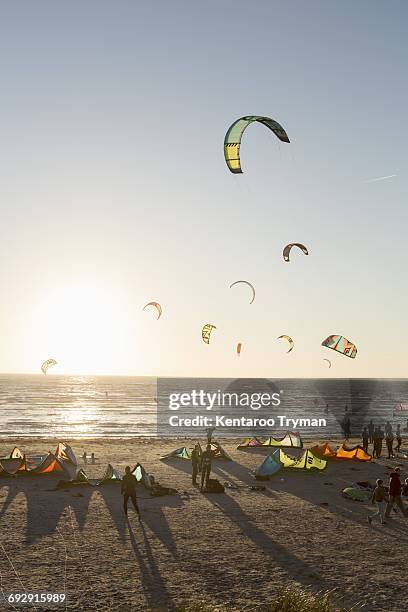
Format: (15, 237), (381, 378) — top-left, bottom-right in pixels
(127, 520), (175, 611)
(0, 476), (184, 554)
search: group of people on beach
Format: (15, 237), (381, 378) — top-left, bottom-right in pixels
(368, 467), (408, 525)
(361, 421), (403, 459)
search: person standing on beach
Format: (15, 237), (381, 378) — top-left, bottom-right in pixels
(395, 424), (402, 453)
(343, 415), (351, 441)
(385, 468), (407, 519)
(367, 479), (387, 525)
(368, 420), (374, 445)
(377, 427), (384, 457)
(386, 429), (394, 459)
(82, 451), (87, 465)
(121, 466), (141, 520)
(191, 443), (201, 486)
(361, 427), (369, 453)
(200, 444), (213, 491)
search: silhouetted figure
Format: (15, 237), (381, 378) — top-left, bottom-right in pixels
(82, 452), (87, 465)
(200, 444), (213, 491)
(376, 427), (384, 458)
(121, 466), (141, 519)
(368, 420), (375, 444)
(386, 430), (394, 459)
(385, 421), (392, 436)
(372, 427), (380, 458)
(385, 468), (407, 519)
(91, 452), (95, 465)
(324, 403), (329, 415)
(205, 427), (215, 444)
(361, 427), (369, 453)
(396, 424), (402, 453)
(191, 443), (201, 486)
(342, 416), (351, 440)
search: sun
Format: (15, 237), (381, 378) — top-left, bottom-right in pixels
(31, 284), (131, 374)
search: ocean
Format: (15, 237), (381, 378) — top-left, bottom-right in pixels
(1, 375), (408, 439)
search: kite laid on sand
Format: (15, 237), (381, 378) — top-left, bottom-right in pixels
(283, 243), (309, 262)
(202, 324), (216, 344)
(277, 335), (294, 353)
(224, 116), (290, 174)
(229, 280), (256, 304)
(41, 359), (57, 375)
(321, 335), (357, 359)
(143, 301), (162, 320)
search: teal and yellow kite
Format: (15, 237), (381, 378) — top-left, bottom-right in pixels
(322, 335), (357, 359)
(224, 116), (290, 174)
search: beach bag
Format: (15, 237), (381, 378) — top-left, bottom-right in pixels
(206, 478), (225, 493)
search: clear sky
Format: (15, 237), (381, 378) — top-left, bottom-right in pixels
(0, 1), (407, 377)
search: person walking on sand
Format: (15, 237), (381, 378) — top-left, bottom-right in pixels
(367, 479), (387, 525)
(385, 467), (407, 519)
(362, 426), (369, 453)
(121, 466), (141, 520)
(191, 443), (201, 486)
(368, 420), (375, 445)
(200, 444), (213, 491)
(395, 424), (402, 453)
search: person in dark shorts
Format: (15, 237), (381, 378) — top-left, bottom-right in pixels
(200, 444), (213, 491)
(121, 466), (141, 519)
(191, 443), (201, 485)
(361, 427), (369, 453)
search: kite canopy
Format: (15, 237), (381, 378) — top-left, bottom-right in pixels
(273, 448), (327, 471)
(283, 243), (309, 262)
(237, 342), (242, 356)
(310, 442), (371, 461)
(321, 335), (357, 359)
(277, 335), (294, 353)
(202, 324), (216, 344)
(335, 444), (371, 461)
(254, 453), (282, 480)
(261, 432), (303, 448)
(143, 301), (162, 320)
(224, 116), (290, 174)
(229, 280), (255, 304)
(237, 437), (262, 449)
(161, 447), (192, 461)
(41, 358), (57, 375)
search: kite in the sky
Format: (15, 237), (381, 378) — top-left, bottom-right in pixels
(143, 301), (162, 320)
(323, 358), (332, 369)
(237, 342), (242, 356)
(283, 243), (309, 262)
(229, 280), (256, 304)
(321, 335), (357, 359)
(202, 324), (216, 344)
(224, 116), (290, 174)
(277, 335), (294, 353)
(41, 359), (57, 375)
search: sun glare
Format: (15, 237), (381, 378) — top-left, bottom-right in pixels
(32, 285), (131, 374)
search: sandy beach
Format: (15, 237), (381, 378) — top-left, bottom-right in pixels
(0, 437), (407, 611)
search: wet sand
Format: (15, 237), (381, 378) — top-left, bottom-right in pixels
(0, 438), (407, 611)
